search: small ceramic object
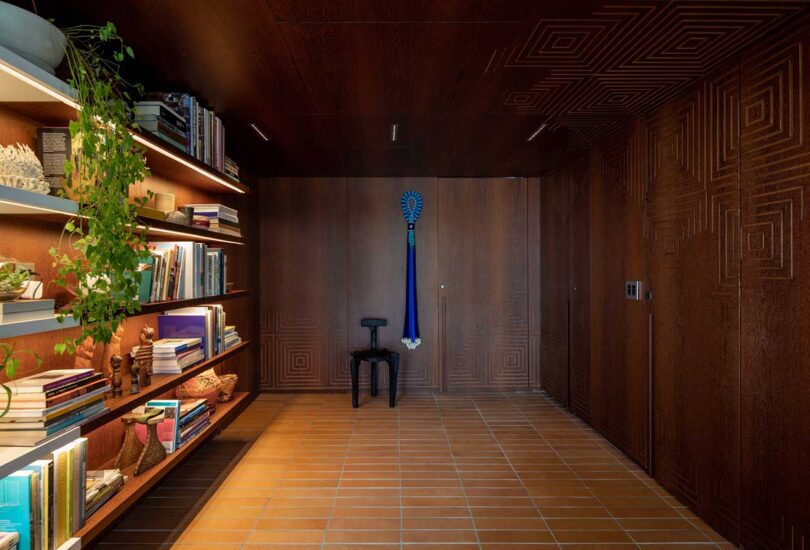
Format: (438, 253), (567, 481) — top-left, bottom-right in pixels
(154, 192), (176, 212)
(0, 143), (50, 194)
(0, 2), (66, 73)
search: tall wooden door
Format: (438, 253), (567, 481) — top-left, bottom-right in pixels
(438, 178), (529, 391)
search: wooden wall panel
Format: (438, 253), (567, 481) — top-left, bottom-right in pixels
(258, 177), (348, 390)
(739, 20), (810, 549)
(527, 177), (542, 389)
(347, 177), (438, 391)
(646, 62), (741, 541)
(588, 119), (650, 468)
(540, 170), (570, 405)
(569, 165), (590, 420)
(438, 178), (528, 390)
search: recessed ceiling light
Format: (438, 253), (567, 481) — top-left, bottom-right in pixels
(250, 123), (270, 142)
(390, 123), (399, 142)
(527, 123), (548, 142)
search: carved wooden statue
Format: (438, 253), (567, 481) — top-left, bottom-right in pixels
(135, 325), (154, 387)
(131, 360), (140, 394)
(101, 325), (124, 378)
(74, 337), (95, 371)
(114, 413), (144, 470)
(110, 354), (122, 397)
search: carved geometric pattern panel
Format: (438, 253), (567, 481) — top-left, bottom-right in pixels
(497, 1), (805, 147)
(740, 23), (810, 550)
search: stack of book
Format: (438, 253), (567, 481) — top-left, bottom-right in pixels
(0, 299), (56, 325)
(178, 398), (210, 447)
(158, 306), (229, 359)
(224, 325), (241, 350)
(141, 242), (229, 303)
(0, 370), (109, 446)
(144, 92), (225, 172)
(132, 337), (204, 374)
(133, 398), (208, 454)
(0, 438), (88, 550)
(85, 470), (125, 518)
(133, 101), (188, 153)
(184, 204), (240, 237)
(224, 157), (239, 181)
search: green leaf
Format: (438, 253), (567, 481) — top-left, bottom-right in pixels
(126, 46), (134, 58)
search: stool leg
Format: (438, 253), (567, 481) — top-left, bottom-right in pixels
(370, 361), (378, 397)
(388, 355), (399, 408)
(350, 357), (360, 408)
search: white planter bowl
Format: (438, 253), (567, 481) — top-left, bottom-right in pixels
(0, 1), (65, 74)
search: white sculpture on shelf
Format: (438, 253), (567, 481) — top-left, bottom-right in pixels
(0, 143), (50, 194)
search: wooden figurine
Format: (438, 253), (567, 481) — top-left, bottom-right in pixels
(110, 354), (122, 397)
(101, 325), (124, 378)
(134, 410), (167, 476)
(114, 413), (144, 470)
(74, 336), (95, 370)
(131, 360), (140, 394)
(135, 325), (154, 387)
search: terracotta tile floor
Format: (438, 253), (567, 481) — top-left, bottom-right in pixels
(98, 392), (734, 549)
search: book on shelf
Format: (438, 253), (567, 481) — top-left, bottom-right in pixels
(51, 438), (87, 547)
(36, 127), (71, 195)
(145, 242), (229, 302)
(84, 470), (125, 519)
(21, 460), (52, 550)
(144, 93), (226, 172)
(4, 369), (95, 394)
(0, 299), (55, 323)
(132, 337), (205, 374)
(182, 204), (240, 237)
(0, 470), (38, 550)
(0, 532), (19, 550)
(158, 305), (233, 359)
(133, 400), (181, 453)
(0, 370), (108, 446)
(224, 157), (239, 181)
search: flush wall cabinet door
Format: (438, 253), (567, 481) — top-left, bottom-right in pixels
(437, 177), (529, 391)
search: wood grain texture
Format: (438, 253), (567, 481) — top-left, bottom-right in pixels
(258, 177), (348, 390)
(739, 18), (810, 549)
(24, 0), (808, 176)
(527, 177), (542, 389)
(569, 164), (590, 421)
(347, 177), (439, 391)
(437, 178), (529, 390)
(588, 118), (650, 469)
(646, 60), (741, 542)
(539, 170), (571, 405)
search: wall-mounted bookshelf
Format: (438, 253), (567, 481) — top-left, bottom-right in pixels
(0, 34), (255, 550)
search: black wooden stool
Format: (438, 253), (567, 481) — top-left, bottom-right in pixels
(349, 318), (400, 408)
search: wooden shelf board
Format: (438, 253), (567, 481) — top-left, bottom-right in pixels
(0, 313), (79, 338)
(76, 392), (252, 546)
(0, 45), (246, 195)
(0, 186), (244, 245)
(135, 290), (248, 316)
(0, 425), (82, 480)
(80, 341), (251, 434)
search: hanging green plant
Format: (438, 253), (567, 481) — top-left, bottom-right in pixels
(49, 21), (153, 354)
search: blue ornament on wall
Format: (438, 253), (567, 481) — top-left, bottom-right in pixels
(401, 191), (423, 350)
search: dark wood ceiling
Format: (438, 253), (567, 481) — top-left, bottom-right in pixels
(21, 0), (810, 176)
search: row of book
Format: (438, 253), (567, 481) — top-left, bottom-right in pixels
(141, 93), (226, 173)
(0, 438), (88, 550)
(0, 370), (109, 447)
(138, 242), (228, 303)
(133, 101), (188, 154)
(133, 398), (209, 454)
(188, 204), (240, 237)
(157, 305), (236, 360)
(84, 470), (124, 519)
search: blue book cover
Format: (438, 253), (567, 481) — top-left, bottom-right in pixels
(0, 470), (36, 550)
(158, 313), (208, 358)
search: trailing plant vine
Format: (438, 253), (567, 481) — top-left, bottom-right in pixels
(49, 22), (152, 354)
